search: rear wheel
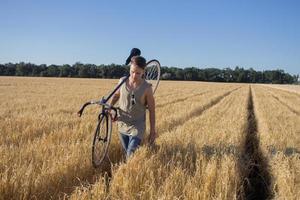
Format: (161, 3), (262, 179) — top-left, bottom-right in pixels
(145, 59), (161, 94)
(92, 113), (112, 168)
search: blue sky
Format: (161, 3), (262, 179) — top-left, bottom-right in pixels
(0, 0), (299, 75)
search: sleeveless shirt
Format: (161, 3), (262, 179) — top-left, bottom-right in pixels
(117, 79), (151, 139)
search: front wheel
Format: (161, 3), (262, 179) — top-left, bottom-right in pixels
(92, 113), (112, 168)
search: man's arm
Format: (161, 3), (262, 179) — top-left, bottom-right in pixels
(146, 87), (156, 144)
(110, 77), (125, 106)
(110, 91), (120, 106)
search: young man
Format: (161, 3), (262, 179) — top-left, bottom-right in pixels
(110, 56), (157, 159)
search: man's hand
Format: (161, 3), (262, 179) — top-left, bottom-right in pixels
(148, 129), (157, 145)
(107, 109), (118, 122)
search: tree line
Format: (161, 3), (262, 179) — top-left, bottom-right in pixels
(0, 62), (298, 84)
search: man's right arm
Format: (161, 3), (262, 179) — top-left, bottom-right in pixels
(110, 93), (119, 106)
(110, 77), (125, 106)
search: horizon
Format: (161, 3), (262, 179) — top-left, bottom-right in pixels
(1, 1), (299, 75)
(0, 61), (298, 76)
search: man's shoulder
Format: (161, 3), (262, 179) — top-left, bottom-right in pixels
(118, 76), (128, 84)
(144, 81), (153, 95)
(144, 80), (152, 87)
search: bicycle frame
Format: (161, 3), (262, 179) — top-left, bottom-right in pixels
(103, 74), (129, 104)
(77, 75), (129, 118)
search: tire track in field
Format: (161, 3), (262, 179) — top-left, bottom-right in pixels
(264, 85), (300, 98)
(155, 91), (181, 98)
(156, 90), (210, 108)
(269, 93), (300, 116)
(261, 86), (300, 115)
(238, 86), (273, 200)
(158, 86), (242, 134)
(155, 88), (194, 99)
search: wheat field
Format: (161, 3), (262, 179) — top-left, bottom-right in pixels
(0, 77), (299, 200)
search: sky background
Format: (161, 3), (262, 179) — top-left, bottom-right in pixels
(0, 0), (299, 75)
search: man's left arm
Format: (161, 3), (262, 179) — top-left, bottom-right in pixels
(146, 87), (156, 145)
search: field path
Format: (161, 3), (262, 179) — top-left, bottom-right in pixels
(238, 86), (273, 199)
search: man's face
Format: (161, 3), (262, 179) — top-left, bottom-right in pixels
(130, 64), (144, 81)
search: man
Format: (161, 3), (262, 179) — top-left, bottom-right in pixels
(110, 56), (157, 159)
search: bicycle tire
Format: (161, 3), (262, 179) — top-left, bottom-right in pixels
(145, 59), (161, 94)
(91, 113), (112, 168)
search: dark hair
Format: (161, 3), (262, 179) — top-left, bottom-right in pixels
(131, 56), (146, 69)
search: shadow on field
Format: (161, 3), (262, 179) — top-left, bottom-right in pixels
(201, 144), (238, 158)
(267, 145), (300, 157)
(237, 86), (273, 200)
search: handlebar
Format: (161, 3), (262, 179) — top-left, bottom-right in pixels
(77, 99), (118, 119)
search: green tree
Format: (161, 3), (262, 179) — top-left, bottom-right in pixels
(47, 65), (60, 77)
(59, 64), (71, 77)
(15, 62), (33, 76)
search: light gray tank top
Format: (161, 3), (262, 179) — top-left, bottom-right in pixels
(117, 79), (151, 139)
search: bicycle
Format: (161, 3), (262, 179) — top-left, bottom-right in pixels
(77, 54), (161, 168)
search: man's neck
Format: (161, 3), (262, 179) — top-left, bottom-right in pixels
(129, 77), (142, 85)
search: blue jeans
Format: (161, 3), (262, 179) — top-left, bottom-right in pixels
(119, 133), (141, 159)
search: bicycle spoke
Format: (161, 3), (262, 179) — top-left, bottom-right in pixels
(92, 114), (112, 168)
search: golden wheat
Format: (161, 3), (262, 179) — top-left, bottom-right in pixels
(1, 77), (299, 200)
(263, 84), (300, 95)
(252, 85), (300, 199)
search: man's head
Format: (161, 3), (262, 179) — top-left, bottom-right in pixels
(130, 56), (146, 81)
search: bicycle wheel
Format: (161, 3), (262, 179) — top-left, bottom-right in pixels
(145, 59), (161, 94)
(92, 113), (112, 168)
